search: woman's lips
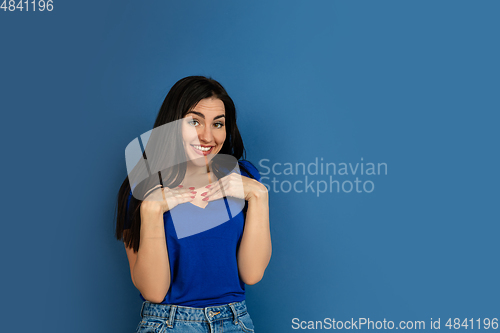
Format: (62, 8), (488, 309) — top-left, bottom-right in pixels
(191, 144), (214, 156)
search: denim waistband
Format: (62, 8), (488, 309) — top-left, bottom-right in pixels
(140, 300), (248, 328)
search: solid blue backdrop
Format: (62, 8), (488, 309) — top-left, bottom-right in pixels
(0, 0), (498, 332)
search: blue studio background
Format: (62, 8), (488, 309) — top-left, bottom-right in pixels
(1, 0), (499, 332)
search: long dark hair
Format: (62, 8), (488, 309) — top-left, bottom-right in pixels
(115, 76), (256, 252)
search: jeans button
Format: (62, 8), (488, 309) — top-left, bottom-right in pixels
(209, 311), (214, 317)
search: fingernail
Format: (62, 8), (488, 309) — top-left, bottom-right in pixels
(202, 197), (209, 201)
(189, 187), (195, 190)
(191, 191), (197, 194)
(201, 192), (207, 196)
(191, 196), (195, 199)
(205, 185), (211, 188)
(178, 185), (183, 188)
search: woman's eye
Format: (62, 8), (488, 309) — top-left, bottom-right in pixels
(214, 122), (224, 129)
(188, 119), (199, 126)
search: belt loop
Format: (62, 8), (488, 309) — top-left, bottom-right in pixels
(166, 305), (177, 328)
(228, 302), (238, 325)
(140, 301), (147, 318)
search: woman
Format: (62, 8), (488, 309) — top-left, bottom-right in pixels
(115, 75), (272, 332)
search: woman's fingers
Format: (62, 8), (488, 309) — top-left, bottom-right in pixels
(205, 179), (224, 195)
(166, 188), (196, 201)
(204, 173), (246, 201)
(206, 189), (224, 202)
(144, 186), (195, 212)
(205, 178), (229, 197)
(175, 190), (197, 203)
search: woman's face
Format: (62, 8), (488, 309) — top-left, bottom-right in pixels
(182, 97), (226, 167)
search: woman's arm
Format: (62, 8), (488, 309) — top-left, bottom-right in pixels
(236, 183), (272, 285)
(124, 186), (194, 302)
(125, 203), (170, 303)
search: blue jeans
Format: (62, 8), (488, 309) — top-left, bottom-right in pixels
(136, 300), (255, 332)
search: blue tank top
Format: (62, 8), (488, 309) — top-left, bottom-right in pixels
(124, 160), (262, 307)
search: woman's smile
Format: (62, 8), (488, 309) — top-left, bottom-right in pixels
(190, 144), (214, 155)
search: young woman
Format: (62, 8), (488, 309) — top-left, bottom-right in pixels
(115, 76), (272, 332)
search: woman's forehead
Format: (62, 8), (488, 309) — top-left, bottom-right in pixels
(192, 97), (225, 113)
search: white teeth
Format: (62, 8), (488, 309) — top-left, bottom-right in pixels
(192, 145), (212, 151)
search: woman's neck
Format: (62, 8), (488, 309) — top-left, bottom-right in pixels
(185, 160), (211, 178)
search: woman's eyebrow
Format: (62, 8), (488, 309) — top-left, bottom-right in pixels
(186, 111), (204, 118)
(186, 111), (225, 120)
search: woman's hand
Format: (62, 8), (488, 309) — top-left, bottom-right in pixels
(141, 185), (196, 216)
(203, 172), (268, 203)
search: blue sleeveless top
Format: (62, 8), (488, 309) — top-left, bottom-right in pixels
(124, 160), (262, 307)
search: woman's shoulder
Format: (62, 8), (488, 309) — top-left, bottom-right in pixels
(238, 159), (261, 182)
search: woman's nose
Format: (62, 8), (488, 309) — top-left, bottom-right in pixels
(198, 125), (213, 143)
